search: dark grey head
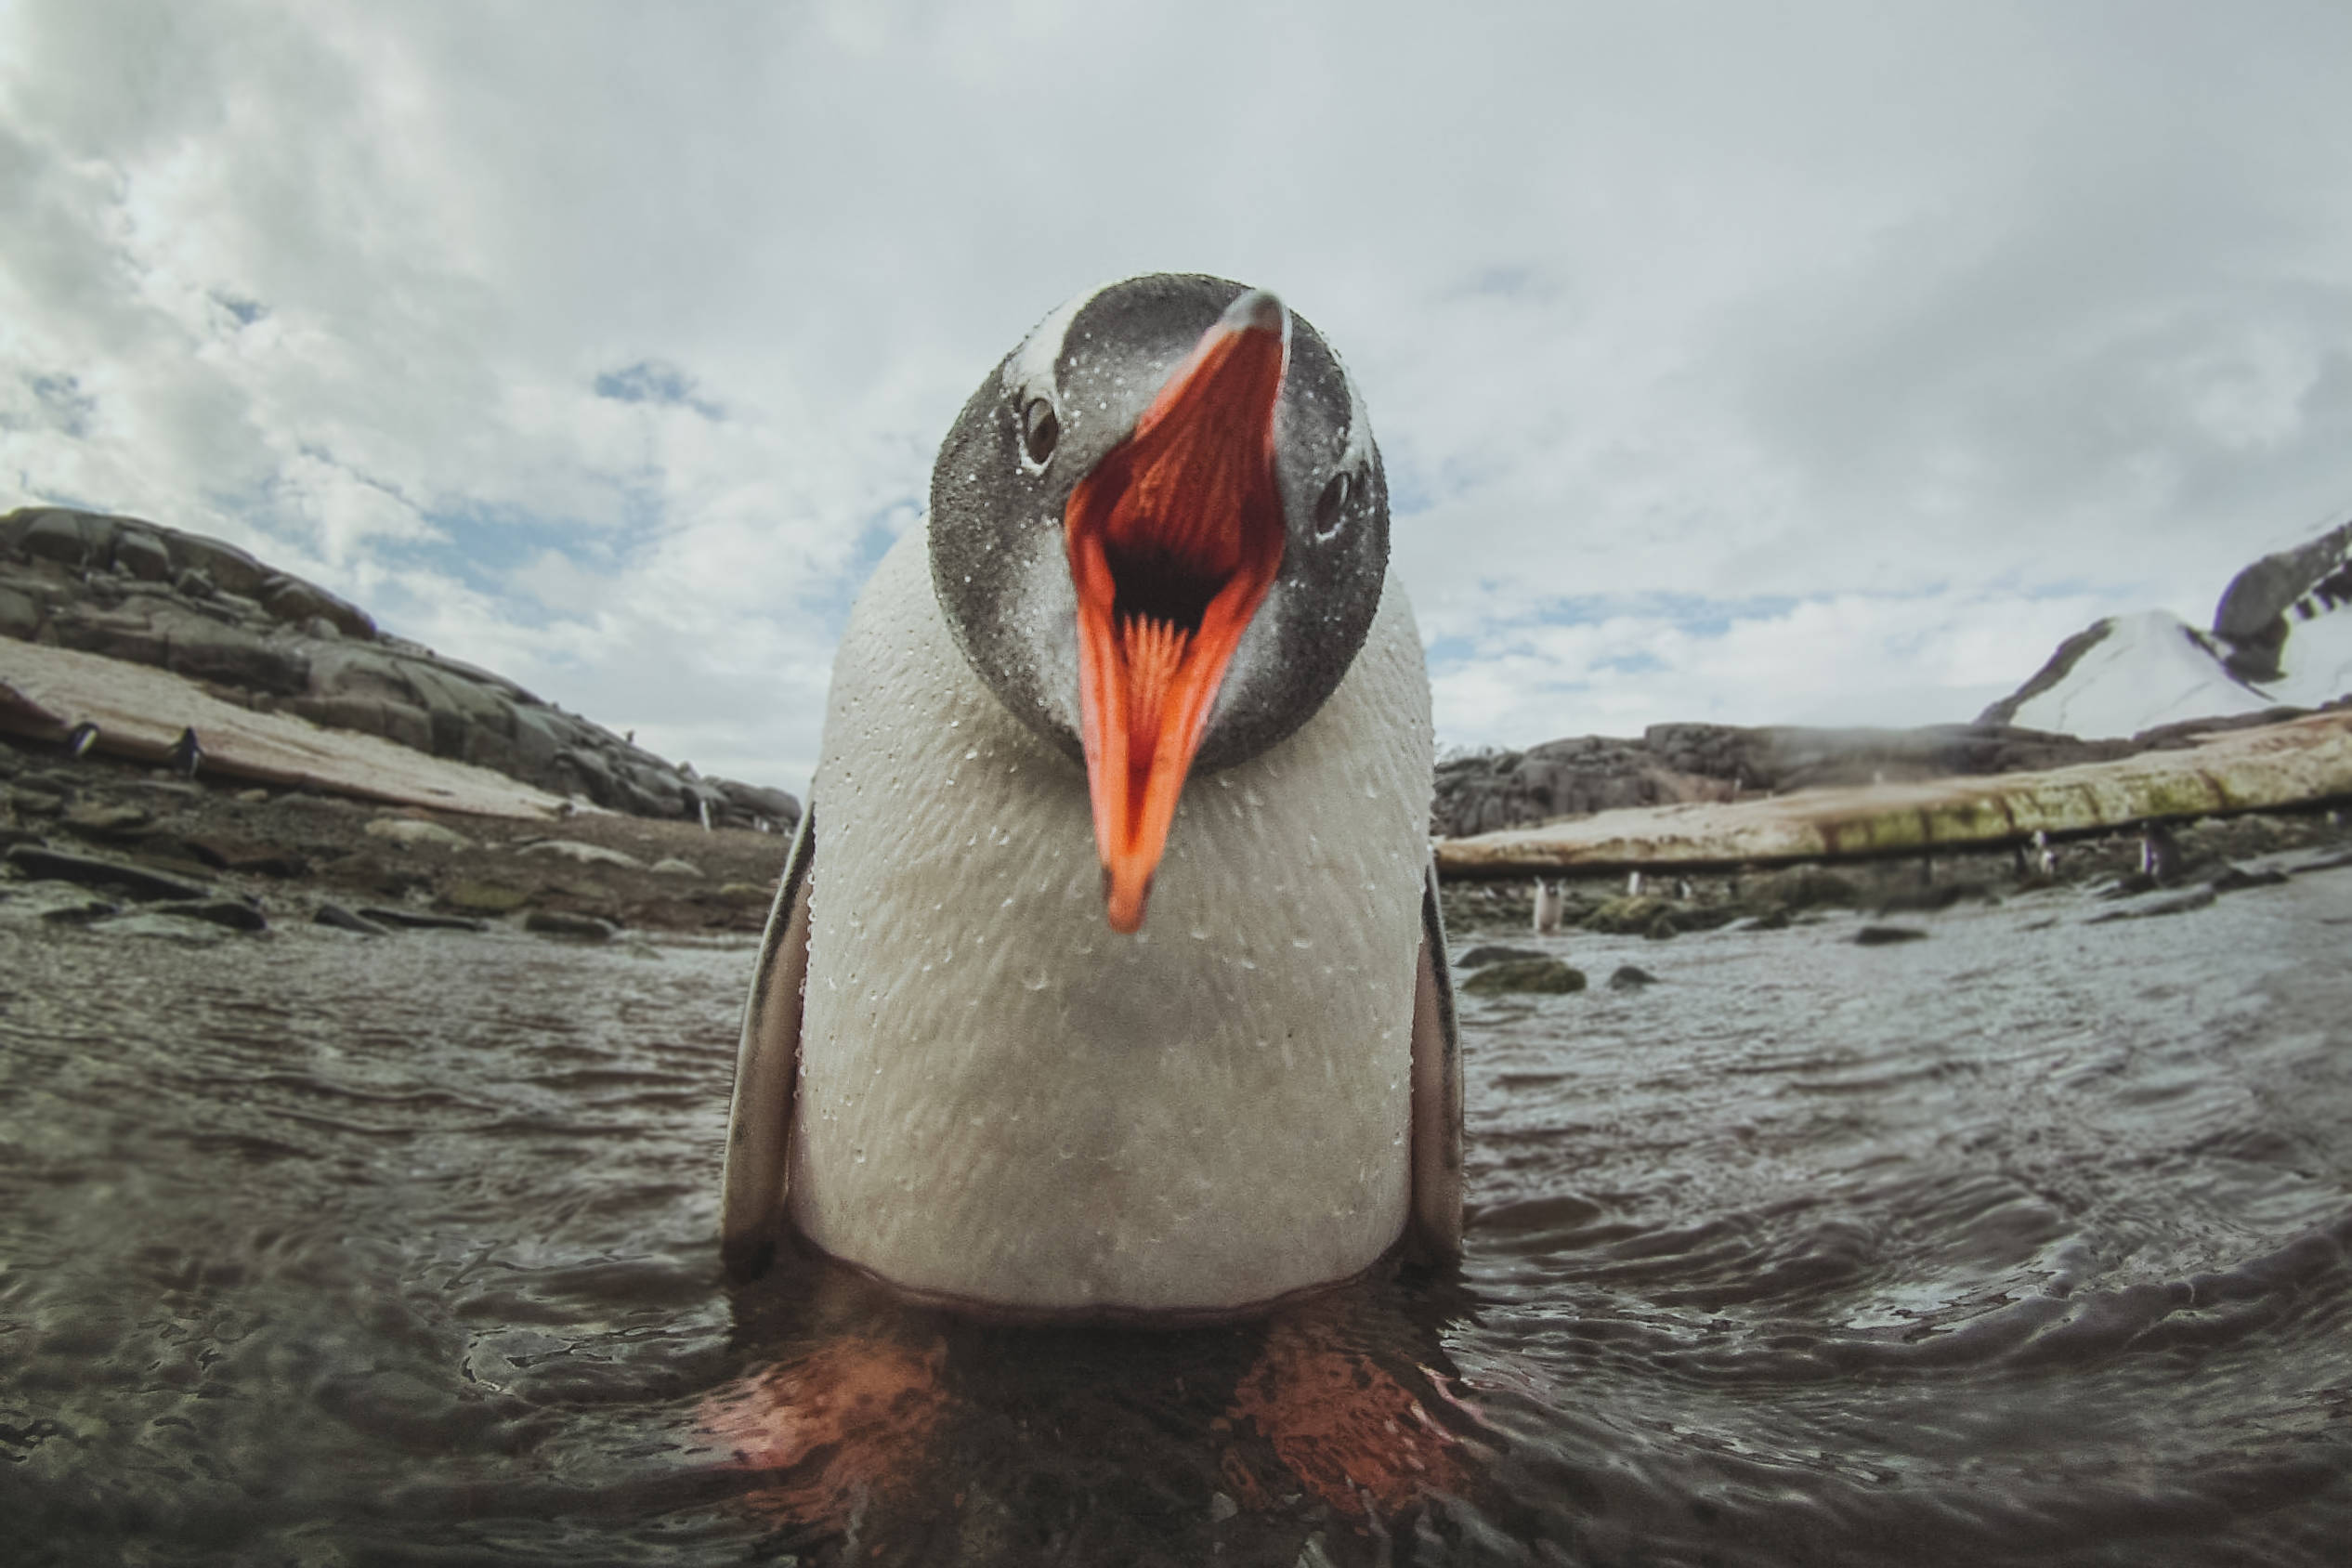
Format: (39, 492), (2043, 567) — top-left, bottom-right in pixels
(929, 273), (1389, 775)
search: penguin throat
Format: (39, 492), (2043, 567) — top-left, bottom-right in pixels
(1063, 319), (1287, 934)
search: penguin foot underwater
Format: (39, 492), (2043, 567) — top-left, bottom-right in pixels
(722, 276), (1462, 1321)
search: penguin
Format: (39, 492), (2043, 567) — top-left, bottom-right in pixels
(721, 276), (1462, 1319)
(1531, 878), (1564, 935)
(65, 721), (99, 760)
(2139, 823), (2181, 884)
(167, 726), (203, 779)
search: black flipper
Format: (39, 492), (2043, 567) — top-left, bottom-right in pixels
(719, 804), (817, 1281)
(1407, 853), (1464, 1261)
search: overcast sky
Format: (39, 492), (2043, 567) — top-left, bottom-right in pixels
(6, 1), (2349, 794)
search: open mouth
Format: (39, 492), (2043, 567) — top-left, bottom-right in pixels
(1063, 292), (1290, 932)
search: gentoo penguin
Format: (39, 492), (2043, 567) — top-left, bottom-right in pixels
(722, 275), (1462, 1319)
(1531, 878), (1564, 935)
(65, 721), (99, 760)
(167, 726), (203, 779)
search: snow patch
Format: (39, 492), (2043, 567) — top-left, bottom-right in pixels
(2009, 610), (2274, 738)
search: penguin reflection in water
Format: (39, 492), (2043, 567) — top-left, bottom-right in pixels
(703, 276), (1482, 1542)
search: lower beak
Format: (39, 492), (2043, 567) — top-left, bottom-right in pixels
(1063, 291), (1290, 932)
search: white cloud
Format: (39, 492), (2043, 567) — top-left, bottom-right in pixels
(5, 0), (2351, 799)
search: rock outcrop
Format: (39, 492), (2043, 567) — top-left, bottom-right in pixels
(0, 507), (798, 830)
(1436, 709), (2352, 877)
(1432, 721), (2174, 840)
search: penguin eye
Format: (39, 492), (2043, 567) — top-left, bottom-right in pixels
(1022, 398), (1060, 465)
(1313, 470), (1352, 539)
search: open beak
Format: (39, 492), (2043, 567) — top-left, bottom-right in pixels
(1064, 290), (1289, 932)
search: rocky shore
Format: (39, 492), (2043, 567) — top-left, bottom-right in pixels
(0, 507), (798, 830)
(0, 729), (791, 945)
(1438, 804), (2350, 940)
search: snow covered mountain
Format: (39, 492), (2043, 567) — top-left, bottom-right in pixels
(1980, 519), (2352, 738)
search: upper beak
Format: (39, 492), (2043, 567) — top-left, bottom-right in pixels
(1063, 290), (1290, 932)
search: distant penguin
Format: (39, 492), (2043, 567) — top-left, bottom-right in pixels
(1626, 869), (1645, 897)
(698, 796), (714, 832)
(167, 726), (203, 779)
(1675, 877), (1693, 902)
(2032, 829), (2057, 878)
(2139, 823), (2181, 884)
(65, 721), (99, 760)
(1532, 879), (1564, 935)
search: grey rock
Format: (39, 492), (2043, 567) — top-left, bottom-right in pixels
(313, 903), (392, 936)
(524, 909), (616, 941)
(1608, 964), (1660, 989)
(1462, 957), (1588, 995)
(147, 897), (268, 932)
(4, 844), (212, 902)
(1853, 925), (1929, 946)
(356, 907), (486, 932)
(2208, 865), (2290, 895)
(1455, 943), (1548, 970)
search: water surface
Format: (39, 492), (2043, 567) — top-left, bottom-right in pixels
(3, 863), (2348, 1564)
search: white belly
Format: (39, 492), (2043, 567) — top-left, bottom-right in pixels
(787, 526), (1433, 1313)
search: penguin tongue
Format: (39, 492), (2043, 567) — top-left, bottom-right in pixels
(1065, 292), (1289, 933)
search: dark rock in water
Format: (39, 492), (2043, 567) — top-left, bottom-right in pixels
(0, 506), (804, 830)
(1462, 958), (1587, 995)
(2209, 865), (2290, 895)
(357, 907), (486, 933)
(524, 909), (615, 941)
(143, 898), (268, 933)
(1608, 964), (1659, 990)
(2097, 871), (2160, 900)
(2290, 850), (2352, 875)
(1730, 909), (1793, 932)
(5, 844), (213, 903)
(1456, 943), (1548, 970)
(2086, 887), (2217, 923)
(1854, 925), (1929, 946)
(313, 903), (391, 936)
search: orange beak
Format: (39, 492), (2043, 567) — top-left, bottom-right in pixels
(1064, 294), (1289, 933)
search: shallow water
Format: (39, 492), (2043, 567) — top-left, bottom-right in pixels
(3, 863), (2348, 1565)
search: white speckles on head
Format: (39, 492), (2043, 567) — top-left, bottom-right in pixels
(1002, 283), (1105, 425)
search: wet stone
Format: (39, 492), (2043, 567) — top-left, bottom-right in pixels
(146, 898), (268, 933)
(524, 909), (615, 942)
(1455, 944), (1547, 970)
(1609, 964), (1660, 990)
(358, 907), (486, 933)
(312, 903), (391, 936)
(2209, 865), (2290, 895)
(1462, 957), (1588, 995)
(1854, 925), (1929, 946)
(4, 845), (213, 903)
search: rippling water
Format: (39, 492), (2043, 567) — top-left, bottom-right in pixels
(3, 861), (2348, 1565)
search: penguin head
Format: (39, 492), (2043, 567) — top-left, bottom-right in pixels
(930, 274), (1390, 932)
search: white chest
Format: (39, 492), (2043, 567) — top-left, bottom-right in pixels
(786, 529), (1433, 1313)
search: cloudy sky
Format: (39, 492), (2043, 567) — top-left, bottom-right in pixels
(5, 1), (2349, 794)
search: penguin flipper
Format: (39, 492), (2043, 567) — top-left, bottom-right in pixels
(720, 804), (818, 1282)
(1406, 854), (1465, 1263)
